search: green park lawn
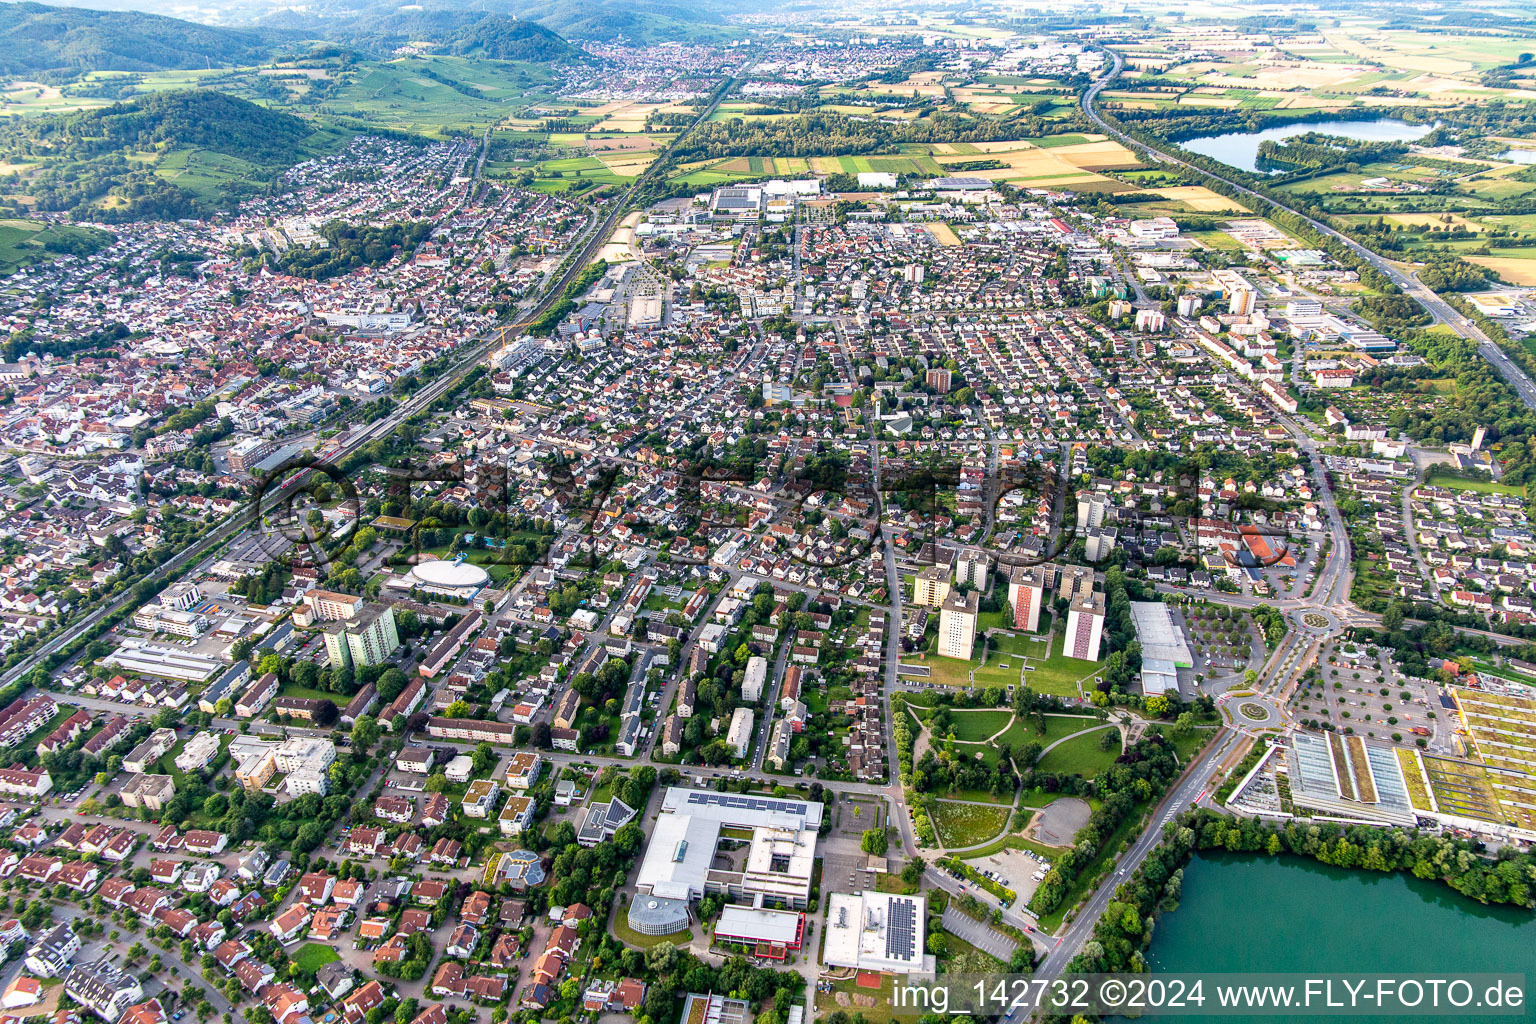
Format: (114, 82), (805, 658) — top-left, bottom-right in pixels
(1035, 728), (1122, 778)
(1425, 473), (1524, 496)
(1019, 636), (1103, 697)
(943, 709), (1014, 742)
(899, 652), (974, 687)
(997, 714), (1100, 751)
(613, 912), (693, 949)
(973, 643), (1023, 689)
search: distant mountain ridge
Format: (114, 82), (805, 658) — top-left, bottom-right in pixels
(0, 1), (275, 74)
(252, 0), (737, 47)
(325, 9), (587, 61)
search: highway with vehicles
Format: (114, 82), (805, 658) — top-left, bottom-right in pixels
(1082, 49), (1536, 413)
(1001, 52), (1536, 998)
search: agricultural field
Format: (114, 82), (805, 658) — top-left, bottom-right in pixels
(922, 136), (1143, 188)
(1117, 21), (1536, 116)
(668, 155), (814, 187)
(0, 80), (116, 116)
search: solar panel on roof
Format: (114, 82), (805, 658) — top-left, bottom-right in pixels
(885, 898), (916, 962)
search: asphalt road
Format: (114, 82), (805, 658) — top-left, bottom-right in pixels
(1030, 727), (1242, 988)
(1082, 49), (1536, 414)
(0, 62), (749, 702)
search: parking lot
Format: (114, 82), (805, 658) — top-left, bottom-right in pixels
(940, 905), (1018, 961)
(960, 846), (1051, 904)
(1298, 642), (1439, 749)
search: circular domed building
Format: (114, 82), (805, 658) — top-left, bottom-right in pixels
(399, 557), (490, 598)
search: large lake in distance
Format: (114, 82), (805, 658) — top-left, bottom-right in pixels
(1142, 853), (1536, 1024)
(1179, 119), (1436, 174)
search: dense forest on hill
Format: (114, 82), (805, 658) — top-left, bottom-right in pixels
(1, 89), (313, 164)
(317, 9), (584, 60)
(0, 2), (276, 75)
(449, 15), (586, 61)
(519, 0), (731, 44)
(0, 90), (318, 220)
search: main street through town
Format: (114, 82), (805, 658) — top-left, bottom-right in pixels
(9, 39), (1533, 1024)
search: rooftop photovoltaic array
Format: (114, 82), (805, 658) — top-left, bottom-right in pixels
(684, 791), (811, 817)
(885, 897), (916, 961)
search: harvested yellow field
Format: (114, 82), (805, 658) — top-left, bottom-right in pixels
(1236, 62), (1374, 90)
(1052, 140), (1141, 170)
(930, 143), (959, 155)
(1150, 186), (1249, 212)
(589, 101), (670, 132)
(968, 140), (1042, 153)
(927, 223), (961, 246)
(584, 135), (668, 152)
(932, 140), (1136, 177)
(969, 102), (1017, 114)
(810, 156), (843, 174)
(598, 154), (656, 175)
(1468, 258), (1536, 286)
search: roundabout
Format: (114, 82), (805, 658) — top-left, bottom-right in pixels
(1238, 701), (1271, 722)
(1297, 608), (1338, 635)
